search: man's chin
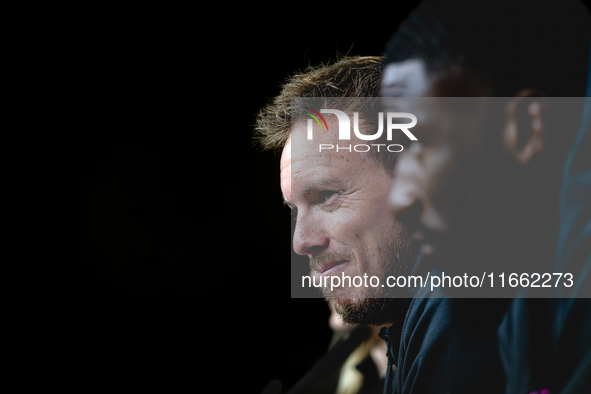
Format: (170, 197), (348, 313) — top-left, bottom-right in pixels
(331, 297), (402, 326)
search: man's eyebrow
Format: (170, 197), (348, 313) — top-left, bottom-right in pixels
(282, 178), (343, 209)
(302, 177), (341, 196)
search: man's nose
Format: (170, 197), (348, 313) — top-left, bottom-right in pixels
(292, 213), (329, 256)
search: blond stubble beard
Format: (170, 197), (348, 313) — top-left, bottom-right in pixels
(320, 222), (420, 326)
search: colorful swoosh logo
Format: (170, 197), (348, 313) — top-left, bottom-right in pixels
(304, 107), (329, 131)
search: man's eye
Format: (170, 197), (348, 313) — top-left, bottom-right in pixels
(319, 191), (338, 202)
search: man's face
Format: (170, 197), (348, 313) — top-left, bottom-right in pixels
(281, 118), (417, 323)
(380, 59), (495, 256)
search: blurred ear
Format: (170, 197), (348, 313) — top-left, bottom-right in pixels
(502, 89), (548, 165)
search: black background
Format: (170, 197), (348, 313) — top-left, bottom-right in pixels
(26, 1), (570, 392)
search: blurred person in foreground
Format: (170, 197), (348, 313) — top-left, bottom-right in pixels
(380, 0), (590, 393)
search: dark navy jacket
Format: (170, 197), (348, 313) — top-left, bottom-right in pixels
(380, 280), (510, 394)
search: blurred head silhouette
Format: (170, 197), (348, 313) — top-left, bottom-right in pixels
(380, 0), (590, 273)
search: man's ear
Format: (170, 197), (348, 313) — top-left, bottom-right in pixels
(502, 89), (548, 165)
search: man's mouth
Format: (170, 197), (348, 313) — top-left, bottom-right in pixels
(318, 260), (348, 275)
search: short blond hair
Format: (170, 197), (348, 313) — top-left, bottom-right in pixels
(253, 56), (397, 171)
